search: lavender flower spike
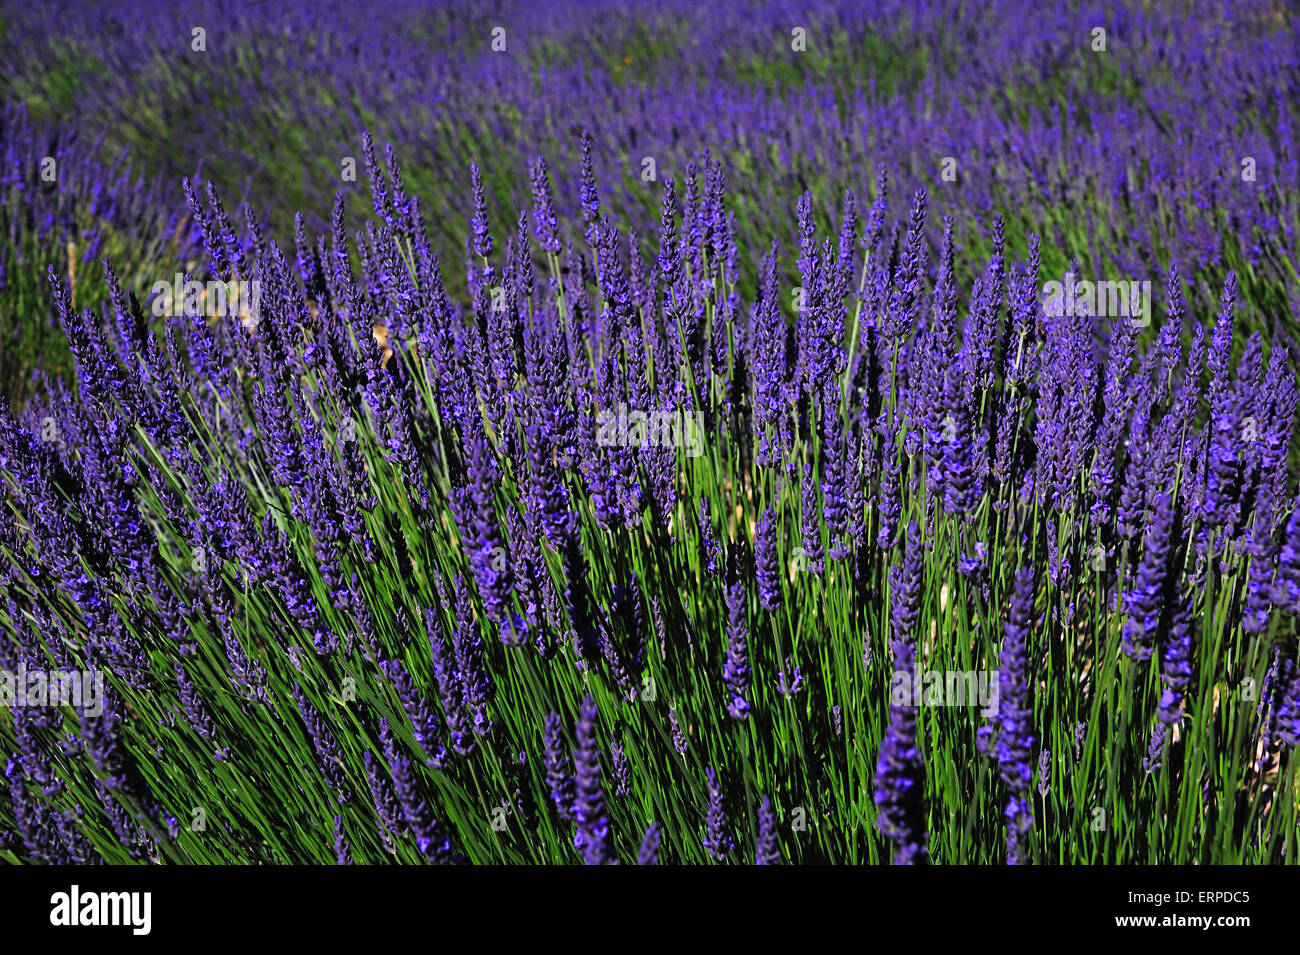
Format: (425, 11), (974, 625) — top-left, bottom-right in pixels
(873, 699), (929, 865)
(755, 795), (781, 865)
(637, 823), (662, 865)
(702, 767), (735, 861)
(572, 695), (617, 865)
(723, 580), (752, 719)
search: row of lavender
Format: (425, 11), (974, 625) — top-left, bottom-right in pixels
(2, 0), (1295, 328)
(0, 104), (201, 402)
(1, 128), (1297, 862)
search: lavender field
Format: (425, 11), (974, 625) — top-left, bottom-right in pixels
(0, 0), (1298, 866)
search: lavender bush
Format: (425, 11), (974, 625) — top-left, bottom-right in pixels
(0, 0), (1298, 865)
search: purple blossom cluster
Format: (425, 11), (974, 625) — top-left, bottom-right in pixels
(1, 72), (1299, 861)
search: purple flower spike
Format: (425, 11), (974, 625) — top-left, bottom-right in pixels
(723, 580), (751, 719)
(542, 712), (575, 821)
(637, 823), (662, 865)
(754, 504), (782, 612)
(702, 767), (735, 861)
(755, 796), (780, 865)
(1121, 492), (1177, 663)
(873, 699), (928, 865)
(572, 695), (617, 865)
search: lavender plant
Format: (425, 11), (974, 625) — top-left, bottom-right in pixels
(0, 1), (1299, 866)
